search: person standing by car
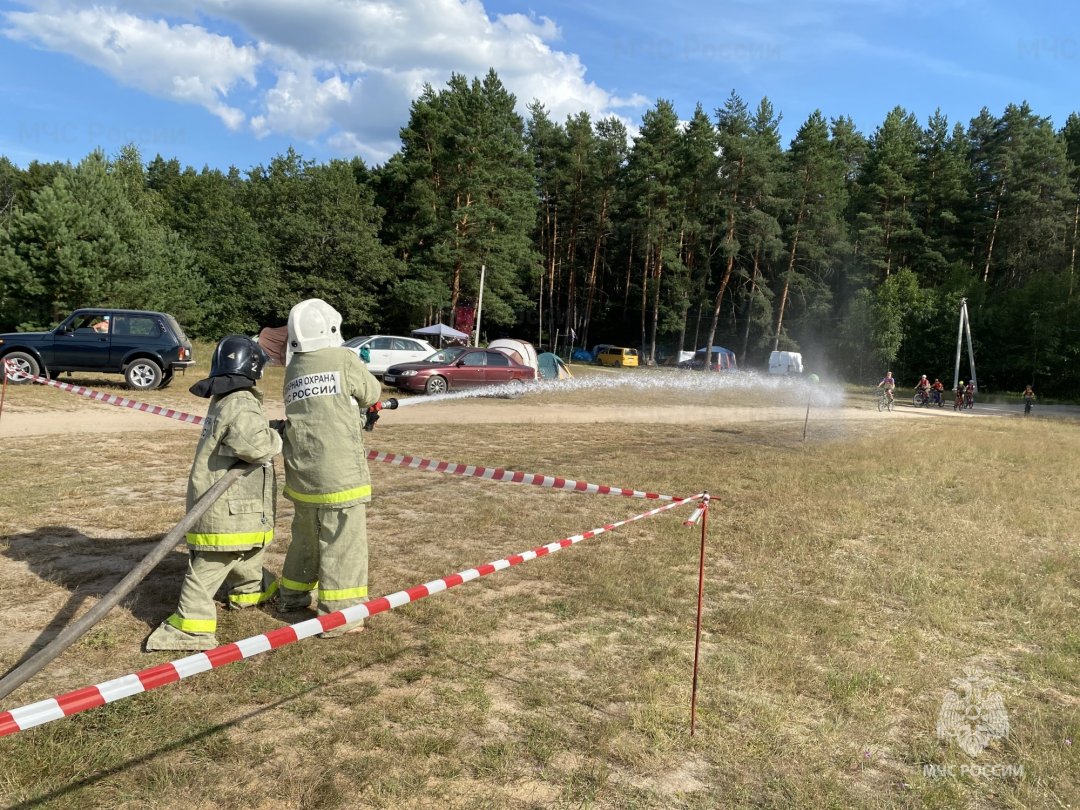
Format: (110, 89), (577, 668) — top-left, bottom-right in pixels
(146, 335), (281, 652)
(277, 299), (382, 638)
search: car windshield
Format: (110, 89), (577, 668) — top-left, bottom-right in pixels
(423, 346), (468, 364)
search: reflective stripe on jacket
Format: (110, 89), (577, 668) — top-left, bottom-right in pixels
(282, 347), (382, 508)
(185, 387), (281, 551)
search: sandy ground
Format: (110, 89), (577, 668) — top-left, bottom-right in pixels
(0, 384), (975, 699)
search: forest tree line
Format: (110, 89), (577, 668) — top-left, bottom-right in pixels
(2, 69), (1079, 393)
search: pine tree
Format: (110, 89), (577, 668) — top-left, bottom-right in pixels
(915, 112), (974, 281)
(738, 99), (785, 363)
(852, 107), (923, 279)
(772, 111), (847, 351)
(623, 99), (683, 362)
(149, 158), (281, 335)
(674, 104), (721, 360)
(393, 71), (540, 337)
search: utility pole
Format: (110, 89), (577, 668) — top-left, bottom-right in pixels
(952, 298), (977, 391)
(474, 263), (485, 347)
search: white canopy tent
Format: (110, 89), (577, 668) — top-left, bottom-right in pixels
(411, 322), (470, 348)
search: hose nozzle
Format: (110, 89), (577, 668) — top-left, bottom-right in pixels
(364, 398), (398, 431)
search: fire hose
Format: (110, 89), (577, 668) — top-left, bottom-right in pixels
(0, 461), (261, 702)
(0, 392), (399, 700)
(0, 396), (396, 700)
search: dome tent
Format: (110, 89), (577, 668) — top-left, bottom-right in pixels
(488, 339), (539, 377)
(537, 352), (573, 380)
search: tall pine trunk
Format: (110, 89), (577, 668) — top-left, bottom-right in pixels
(774, 185), (808, 351)
(740, 250), (762, 361)
(649, 242), (664, 364)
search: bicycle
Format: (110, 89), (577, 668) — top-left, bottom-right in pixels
(912, 390), (932, 408)
(1024, 398), (1033, 416)
(877, 389), (895, 412)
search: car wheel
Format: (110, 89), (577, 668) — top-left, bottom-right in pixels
(159, 368), (175, 389)
(425, 375), (448, 396)
(2, 351), (40, 383)
(125, 359), (163, 391)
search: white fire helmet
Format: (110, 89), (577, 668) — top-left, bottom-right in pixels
(287, 298), (344, 354)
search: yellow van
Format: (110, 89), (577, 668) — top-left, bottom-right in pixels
(597, 347), (639, 367)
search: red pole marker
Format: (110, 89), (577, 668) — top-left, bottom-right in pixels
(689, 492), (710, 736)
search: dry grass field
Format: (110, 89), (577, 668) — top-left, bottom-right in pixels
(0, 357), (1076, 809)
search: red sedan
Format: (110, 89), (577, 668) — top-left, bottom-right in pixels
(383, 348), (536, 395)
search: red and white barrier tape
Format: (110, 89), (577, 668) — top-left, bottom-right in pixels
(2, 363), (684, 501)
(0, 495), (702, 737)
(1, 363), (202, 425)
(368, 451), (683, 501)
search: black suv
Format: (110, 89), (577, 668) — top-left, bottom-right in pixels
(0, 308), (195, 391)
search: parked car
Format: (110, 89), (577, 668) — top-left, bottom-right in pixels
(0, 308), (195, 391)
(343, 335), (436, 375)
(596, 347), (639, 367)
(383, 348), (535, 395)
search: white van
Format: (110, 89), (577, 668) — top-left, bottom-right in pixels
(768, 351), (803, 375)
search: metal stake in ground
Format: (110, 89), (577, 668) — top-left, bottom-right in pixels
(802, 374), (821, 442)
(686, 492), (710, 736)
(0, 360), (10, 423)
(0, 462), (259, 702)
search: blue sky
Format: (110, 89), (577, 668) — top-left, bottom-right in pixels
(1, 0), (1077, 171)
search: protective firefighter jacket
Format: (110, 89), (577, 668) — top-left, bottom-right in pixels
(185, 387), (282, 550)
(282, 346), (382, 507)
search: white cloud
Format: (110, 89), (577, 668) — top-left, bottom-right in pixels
(2, 0), (647, 161)
(4, 5), (256, 130)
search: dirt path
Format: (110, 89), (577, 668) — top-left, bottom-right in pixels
(0, 396), (924, 437)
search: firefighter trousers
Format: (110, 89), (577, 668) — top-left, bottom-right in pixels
(145, 546), (277, 651)
(278, 502), (368, 637)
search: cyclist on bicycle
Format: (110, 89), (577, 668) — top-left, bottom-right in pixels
(1023, 384), (1035, 416)
(931, 378), (944, 405)
(877, 371), (896, 403)
(914, 374), (931, 404)
(964, 380), (976, 408)
(954, 381), (966, 410)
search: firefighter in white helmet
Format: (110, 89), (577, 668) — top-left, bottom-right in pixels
(146, 335), (282, 651)
(277, 299), (382, 637)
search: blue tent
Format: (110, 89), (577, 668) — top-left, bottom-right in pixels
(695, 346), (737, 370)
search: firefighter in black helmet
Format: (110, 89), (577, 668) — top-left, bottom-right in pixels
(146, 335), (282, 651)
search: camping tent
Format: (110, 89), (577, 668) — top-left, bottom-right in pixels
(411, 322), (470, 347)
(488, 339), (539, 378)
(694, 346), (738, 370)
(537, 352), (573, 380)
